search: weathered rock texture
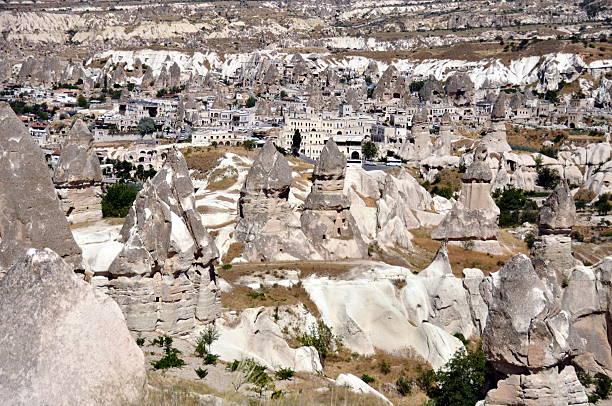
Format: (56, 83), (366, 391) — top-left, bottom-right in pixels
(532, 180), (577, 286)
(0, 102), (82, 274)
(0, 248), (146, 405)
(480, 253), (588, 405)
(53, 119), (103, 224)
(236, 140), (292, 243)
(399, 108), (433, 161)
(106, 147), (219, 333)
(562, 259), (612, 377)
(301, 138), (367, 259)
(432, 145), (501, 253)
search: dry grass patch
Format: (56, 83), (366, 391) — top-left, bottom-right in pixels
(222, 242), (244, 264)
(323, 349), (431, 406)
(220, 284), (321, 318)
(228, 261), (355, 282)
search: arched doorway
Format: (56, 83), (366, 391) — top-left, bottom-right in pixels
(351, 151), (360, 159)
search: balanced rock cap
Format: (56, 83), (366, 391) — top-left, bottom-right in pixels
(538, 180), (576, 233)
(314, 138), (346, 178)
(243, 139), (292, 193)
(463, 144), (492, 182)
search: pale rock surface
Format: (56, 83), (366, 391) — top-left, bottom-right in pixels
(483, 366), (588, 406)
(0, 248), (146, 405)
(210, 307), (322, 373)
(106, 147), (219, 333)
(53, 119), (103, 224)
(0, 103), (82, 274)
(335, 373), (392, 405)
(302, 273), (463, 370)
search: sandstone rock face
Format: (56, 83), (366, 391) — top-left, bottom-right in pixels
(236, 140), (292, 243)
(0, 103), (82, 274)
(301, 138), (367, 259)
(53, 119), (103, 224)
(432, 145), (500, 250)
(106, 147), (219, 333)
(481, 254), (580, 375)
(0, 248), (146, 405)
(483, 366), (588, 406)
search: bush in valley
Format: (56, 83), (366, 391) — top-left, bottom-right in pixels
(195, 367), (208, 379)
(203, 353), (219, 365)
(396, 376), (413, 396)
(575, 365), (611, 403)
(151, 336), (185, 370)
(595, 194), (611, 216)
(494, 187), (538, 227)
(525, 232), (536, 249)
(195, 325), (220, 357)
(378, 360), (391, 375)
(101, 183), (139, 218)
(298, 321), (339, 366)
(574, 188), (596, 211)
(539, 146), (558, 159)
(361, 374), (375, 384)
(228, 358), (273, 395)
(424, 345), (488, 406)
(274, 368), (295, 380)
(536, 166), (561, 190)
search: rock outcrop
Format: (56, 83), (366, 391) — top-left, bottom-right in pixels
(432, 145), (502, 254)
(562, 258), (612, 377)
(0, 248), (146, 405)
(105, 147), (220, 333)
(531, 180), (577, 284)
(53, 119), (103, 224)
(399, 108), (433, 162)
(482, 94), (511, 154)
(0, 102), (82, 274)
(301, 138), (367, 259)
(238, 141), (320, 262)
(236, 140), (293, 243)
(479, 253), (588, 405)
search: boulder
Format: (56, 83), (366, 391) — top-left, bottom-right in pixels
(335, 373), (392, 405)
(0, 102), (82, 274)
(106, 147), (219, 333)
(0, 248), (146, 405)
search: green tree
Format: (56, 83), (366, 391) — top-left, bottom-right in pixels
(101, 183), (138, 218)
(298, 321), (338, 366)
(291, 129), (302, 156)
(427, 346), (487, 406)
(362, 140), (378, 161)
(77, 95), (89, 109)
(536, 167), (561, 190)
(595, 194), (611, 216)
(137, 117), (155, 135)
(195, 325), (220, 357)
(245, 95), (257, 108)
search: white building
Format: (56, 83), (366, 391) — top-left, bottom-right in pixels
(281, 111), (375, 160)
